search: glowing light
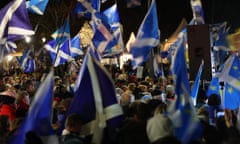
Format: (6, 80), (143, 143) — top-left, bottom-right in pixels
(25, 36), (31, 43)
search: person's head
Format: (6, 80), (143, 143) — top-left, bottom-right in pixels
(16, 90), (30, 105)
(65, 114), (82, 134)
(23, 80), (35, 94)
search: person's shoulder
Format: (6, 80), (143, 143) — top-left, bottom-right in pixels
(62, 134), (84, 144)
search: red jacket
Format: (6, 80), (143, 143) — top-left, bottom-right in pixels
(0, 104), (16, 121)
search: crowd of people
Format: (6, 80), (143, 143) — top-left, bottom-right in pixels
(0, 63), (240, 144)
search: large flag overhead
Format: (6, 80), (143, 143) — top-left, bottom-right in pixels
(0, 0), (34, 59)
(191, 60), (204, 106)
(211, 22), (230, 64)
(0, 0), (34, 41)
(27, 0), (49, 15)
(190, 0), (205, 24)
(91, 11), (118, 56)
(74, 0), (100, 19)
(168, 32), (202, 144)
(65, 53), (123, 144)
(129, 0), (160, 69)
(9, 70), (58, 144)
(51, 17), (70, 44)
(102, 4), (124, 57)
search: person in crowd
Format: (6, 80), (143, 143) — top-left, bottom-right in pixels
(15, 90), (30, 118)
(197, 105), (220, 144)
(0, 115), (10, 144)
(0, 90), (16, 122)
(61, 113), (85, 144)
(116, 101), (151, 144)
(22, 80), (36, 103)
(207, 93), (222, 126)
(146, 103), (180, 144)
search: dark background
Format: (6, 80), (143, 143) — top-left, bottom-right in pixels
(1, 0), (240, 44)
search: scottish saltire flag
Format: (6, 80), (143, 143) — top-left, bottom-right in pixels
(9, 70), (58, 144)
(218, 54), (240, 91)
(51, 17), (70, 44)
(88, 42), (102, 62)
(91, 12), (118, 56)
(206, 76), (220, 97)
(191, 60), (204, 106)
(126, 32), (136, 52)
(129, 0), (159, 69)
(27, 0), (49, 15)
(168, 32), (202, 144)
(65, 53), (123, 144)
(44, 39), (72, 67)
(125, 0), (141, 8)
(61, 34), (84, 58)
(212, 22), (229, 50)
(0, 0), (34, 41)
(21, 49), (36, 73)
(153, 55), (163, 78)
(102, 4), (124, 57)
(211, 22), (230, 64)
(0, 0), (34, 59)
(74, 0), (100, 19)
(224, 83), (240, 110)
(70, 35), (84, 57)
(190, 0), (205, 24)
(103, 4), (120, 32)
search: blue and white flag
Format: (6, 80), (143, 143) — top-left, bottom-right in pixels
(191, 60), (204, 106)
(190, 0), (205, 24)
(168, 32), (202, 144)
(21, 49), (36, 73)
(152, 55), (163, 78)
(91, 11), (118, 56)
(9, 70), (58, 144)
(0, 0), (34, 59)
(102, 4), (124, 57)
(129, 0), (160, 69)
(65, 53), (123, 144)
(70, 34), (84, 57)
(218, 54), (240, 91)
(125, 0), (142, 8)
(27, 0), (49, 15)
(224, 83), (240, 110)
(51, 17), (70, 44)
(88, 42), (102, 62)
(60, 34), (84, 58)
(74, 0), (100, 19)
(206, 76), (220, 97)
(211, 22), (230, 64)
(44, 39), (72, 67)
